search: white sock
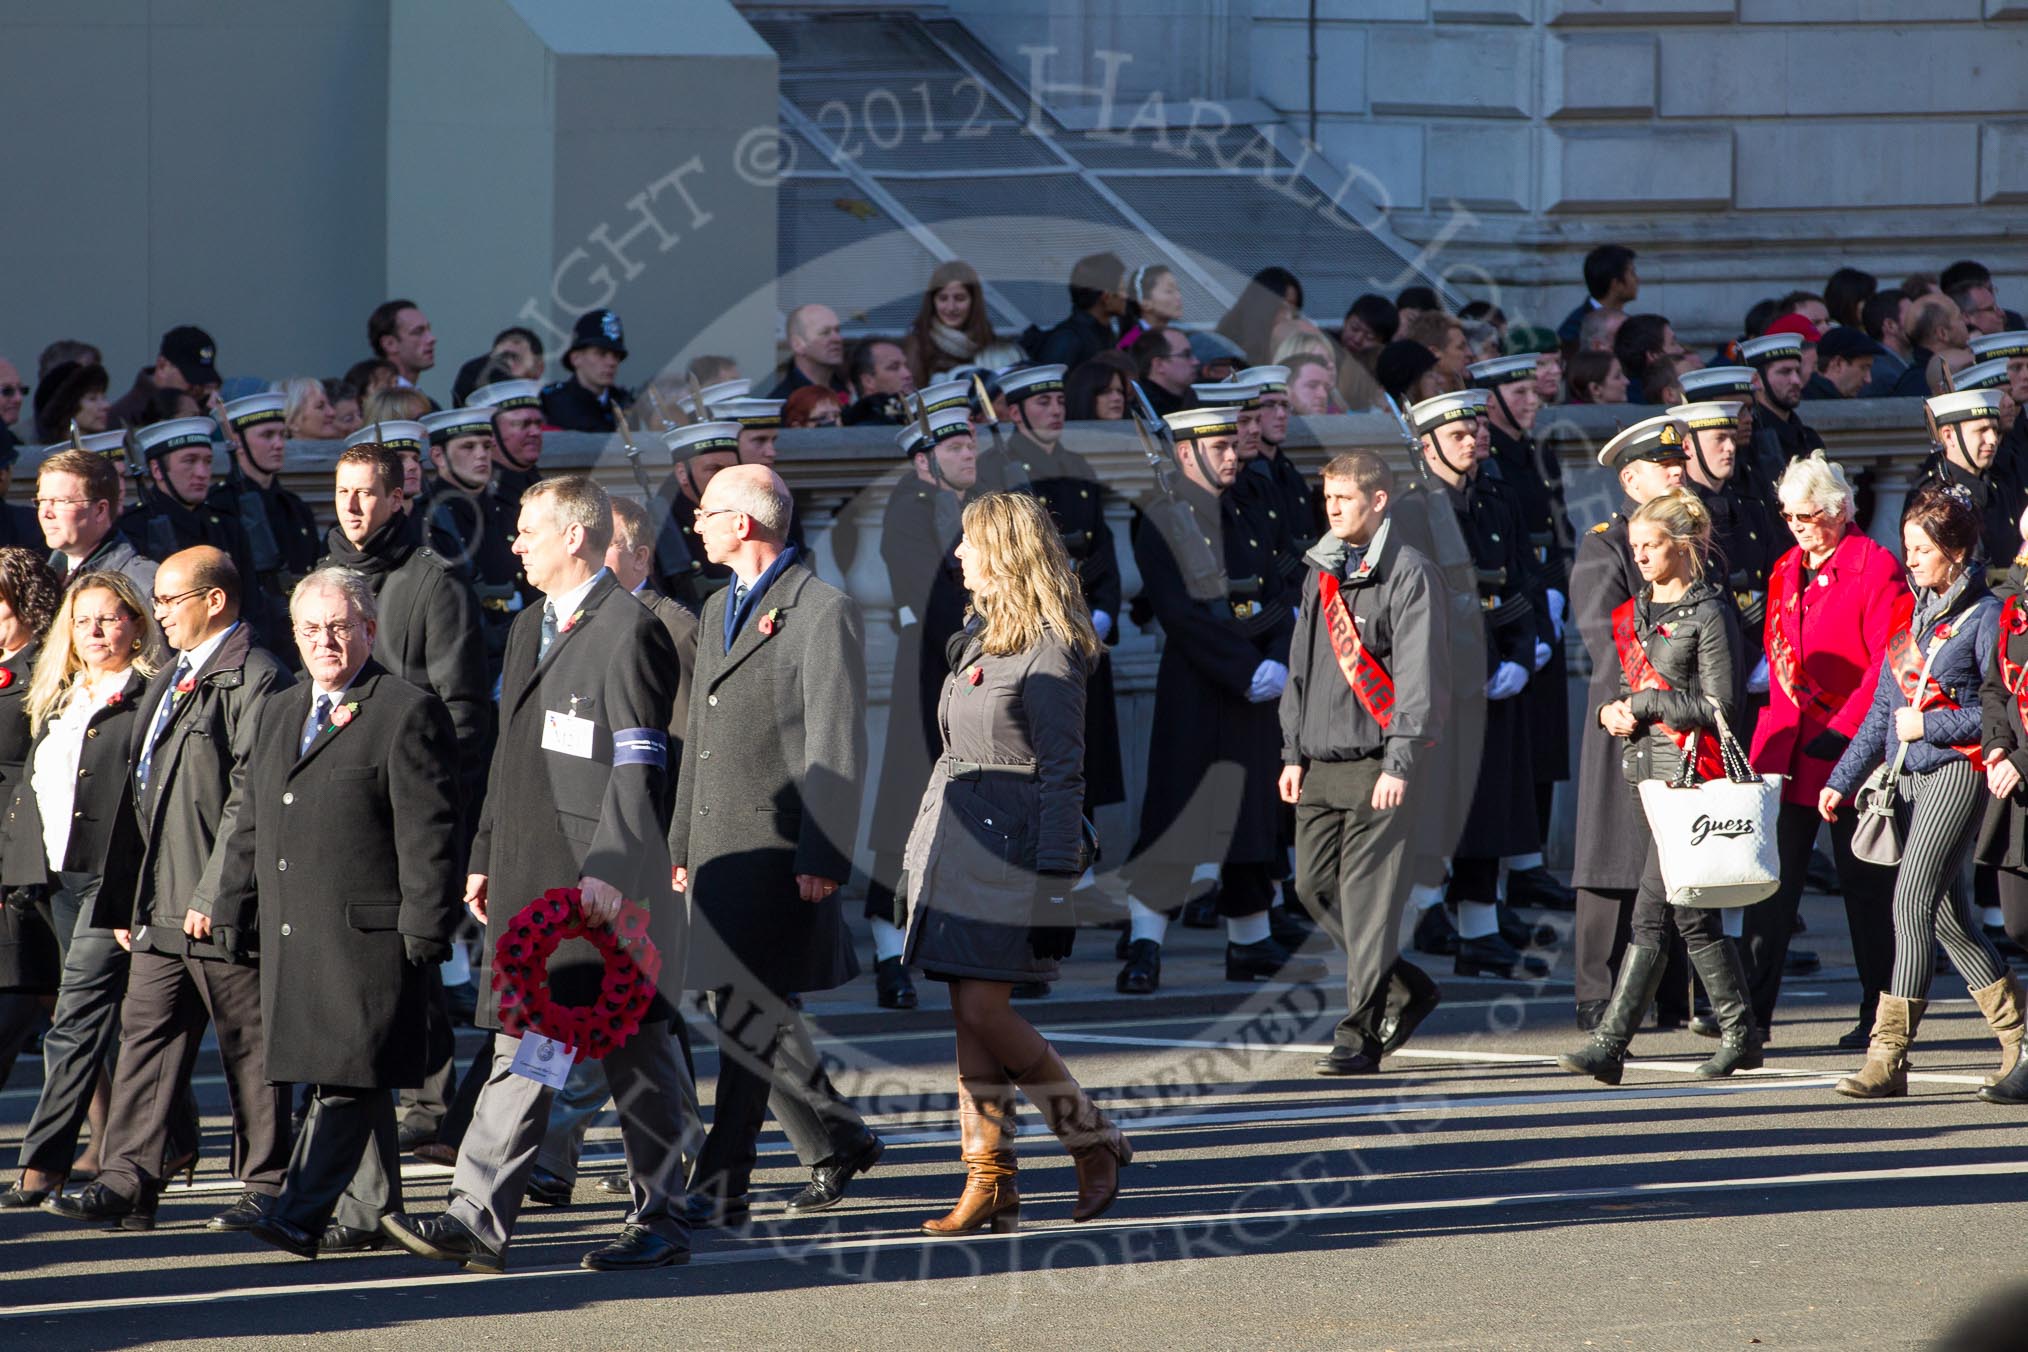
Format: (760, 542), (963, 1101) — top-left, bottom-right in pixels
(1721, 908), (1744, 939)
(1072, 866), (1098, 892)
(1410, 882), (1445, 912)
(869, 917), (906, 962)
(1983, 906), (2005, 929)
(1190, 863), (1222, 885)
(1226, 912), (1271, 945)
(1128, 897), (1169, 946)
(1457, 900), (1499, 940)
(1504, 852), (1543, 873)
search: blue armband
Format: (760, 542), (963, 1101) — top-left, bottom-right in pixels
(612, 727), (667, 769)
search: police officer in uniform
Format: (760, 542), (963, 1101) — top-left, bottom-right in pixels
(210, 393), (321, 655)
(469, 379), (545, 513)
(1567, 417), (1691, 1028)
(1115, 406), (1324, 994)
(123, 417), (260, 603)
(1469, 353), (1576, 910)
(653, 421), (747, 604)
(863, 391), (978, 1010)
(415, 407), (531, 677)
(540, 309), (632, 434)
(974, 365), (1126, 818)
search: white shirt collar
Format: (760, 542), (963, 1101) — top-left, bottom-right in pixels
(545, 567), (609, 628)
(175, 621), (240, 677)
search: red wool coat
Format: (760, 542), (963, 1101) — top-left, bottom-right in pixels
(1749, 528), (1908, 804)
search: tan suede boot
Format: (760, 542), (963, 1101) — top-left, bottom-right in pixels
(921, 1077), (1020, 1236)
(1968, 973), (2026, 1087)
(1834, 994), (1926, 1098)
(1011, 1047), (1133, 1222)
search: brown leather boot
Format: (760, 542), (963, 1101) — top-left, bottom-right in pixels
(921, 1077), (1020, 1236)
(1834, 994), (1926, 1099)
(1969, 973), (2026, 1087)
(1012, 1047), (1132, 1222)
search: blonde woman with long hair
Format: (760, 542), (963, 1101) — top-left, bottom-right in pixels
(2, 572), (168, 1206)
(901, 492), (1130, 1235)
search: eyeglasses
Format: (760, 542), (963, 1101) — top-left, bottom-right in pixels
(0, 385), (27, 399)
(72, 613), (128, 633)
(33, 496), (92, 511)
(294, 621), (358, 643)
(1781, 509), (1829, 524)
(694, 508), (740, 523)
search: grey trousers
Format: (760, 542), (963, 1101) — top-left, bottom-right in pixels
(1292, 759), (1420, 1053)
(534, 1020), (700, 1184)
(274, 1087), (400, 1233)
(447, 1020), (698, 1253)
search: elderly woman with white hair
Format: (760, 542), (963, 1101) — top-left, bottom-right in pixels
(1746, 452), (1906, 1047)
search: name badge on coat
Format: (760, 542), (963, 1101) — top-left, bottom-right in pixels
(542, 710), (596, 759)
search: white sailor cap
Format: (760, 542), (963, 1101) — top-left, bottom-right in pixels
(135, 417), (216, 462)
(345, 421), (427, 455)
(998, 365), (1067, 402)
(1678, 365), (1757, 401)
(469, 379), (542, 412)
(1232, 365), (1291, 395)
(1954, 358), (2011, 392)
(1405, 390), (1484, 437)
(913, 380), (972, 416)
(1163, 407), (1240, 442)
(1596, 415), (1692, 470)
(421, 407), (497, 445)
(1739, 333), (1805, 368)
(708, 396), (784, 430)
(662, 421), (743, 461)
(1191, 381), (1264, 410)
(221, 392), (287, 430)
(1466, 353), (1537, 389)
(896, 406), (976, 457)
(1969, 330), (2028, 363)
(47, 430), (129, 459)
(1927, 389), (2006, 428)
(678, 378), (752, 420)
(1667, 401), (1745, 432)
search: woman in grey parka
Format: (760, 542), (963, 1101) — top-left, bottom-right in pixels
(903, 492), (1131, 1235)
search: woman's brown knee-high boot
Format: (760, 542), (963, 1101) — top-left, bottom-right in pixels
(1834, 994), (1925, 1098)
(921, 1077), (1020, 1236)
(1011, 1046), (1132, 1222)
(1969, 973), (2026, 1086)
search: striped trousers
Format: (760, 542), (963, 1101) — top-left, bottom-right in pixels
(1889, 759), (2007, 1000)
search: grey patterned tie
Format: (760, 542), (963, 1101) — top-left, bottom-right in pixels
(537, 600), (559, 662)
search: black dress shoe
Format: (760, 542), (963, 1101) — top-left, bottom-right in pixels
(321, 1222), (385, 1253)
(1837, 1019), (1873, 1050)
(397, 1122), (439, 1153)
(1505, 865), (1576, 911)
(382, 1213), (505, 1274)
(1689, 1013), (1720, 1038)
(0, 1184), (52, 1209)
(1413, 904), (1460, 957)
(788, 1134), (883, 1214)
(1454, 933), (1549, 980)
(1575, 999), (1606, 1032)
(207, 1191), (277, 1232)
(1497, 904), (1557, 951)
(45, 1181), (154, 1230)
(597, 1173), (631, 1195)
(1117, 939), (1161, 994)
(1010, 980), (1051, 999)
(1314, 1046), (1382, 1076)
(1378, 982), (1442, 1056)
(1783, 948), (1821, 977)
(525, 1167), (573, 1207)
(1226, 936), (1327, 983)
(874, 955), (918, 1010)
(679, 1191), (751, 1228)
(1269, 905), (1314, 948)
(249, 1215), (321, 1259)
(1180, 887), (1221, 928)
(582, 1224), (689, 1271)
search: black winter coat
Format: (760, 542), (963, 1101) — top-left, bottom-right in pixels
(211, 663), (462, 1087)
(1, 667), (149, 901)
(0, 642), (50, 992)
(1613, 579), (1744, 786)
(1569, 504), (1650, 890)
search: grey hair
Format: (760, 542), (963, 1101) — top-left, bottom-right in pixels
(716, 470), (792, 540)
(276, 376), (324, 434)
(290, 566), (379, 624)
(523, 475), (614, 553)
(1776, 451), (1855, 525)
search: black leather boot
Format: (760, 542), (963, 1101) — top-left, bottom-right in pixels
(1689, 941), (1764, 1079)
(1557, 943), (1665, 1086)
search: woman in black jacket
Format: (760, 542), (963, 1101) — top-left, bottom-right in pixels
(1559, 488), (1760, 1084)
(0, 549), (62, 1095)
(903, 492), (1130, 1234)
(0, 572), (168, 1206)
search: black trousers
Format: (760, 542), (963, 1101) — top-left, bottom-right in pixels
(18, 874), (124, 1176)
(97, 948), (292, 1200)
(1573, 887), (1636, 1005)
(1998, 868), (2028, 949)
(1744, 803), (1894, 1030)
(1129, 860), (1276, 919)
(397, 966), (456, 1134)
(689, 988), (870, 1200)
(1630, 838), (1723, 949)
(274, 1087), (400, 1233)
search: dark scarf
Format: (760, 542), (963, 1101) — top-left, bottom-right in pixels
(322, 510), (419, 589)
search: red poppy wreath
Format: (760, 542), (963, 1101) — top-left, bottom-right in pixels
(491, 887), (662, 1060)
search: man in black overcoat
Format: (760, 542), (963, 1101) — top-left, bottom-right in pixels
(382, 476), (695, 1275)
(220, 568), (462, 1258)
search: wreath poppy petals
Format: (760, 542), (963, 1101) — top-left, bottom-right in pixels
(492, 888), (660, 1061)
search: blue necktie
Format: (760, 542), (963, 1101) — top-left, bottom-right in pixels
(537, 601), (559, 662)
(136, 658), (189, 793)
(300, 693), (331, 758)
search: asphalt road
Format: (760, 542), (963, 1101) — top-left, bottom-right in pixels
(3, 914), (2025, 1351)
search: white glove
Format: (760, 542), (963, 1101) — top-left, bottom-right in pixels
(1747, 655), (1770, 694)
(1091, 609), (1113, 642)
(1248, 659), (1289, 704)
(1546, 589), (1567, 640)
(1533, 638), (1553, 672)
(1486, 660), (1528, 701)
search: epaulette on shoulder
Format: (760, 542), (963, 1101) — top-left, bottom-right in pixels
(1590, 521), (1609, 533)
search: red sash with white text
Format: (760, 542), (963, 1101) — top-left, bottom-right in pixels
(1884, 593), (1981, 762)
(1316, 570), (1395, 730)
(1766, 557), (1843, 724)
(1611, 597), (1724, 780)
